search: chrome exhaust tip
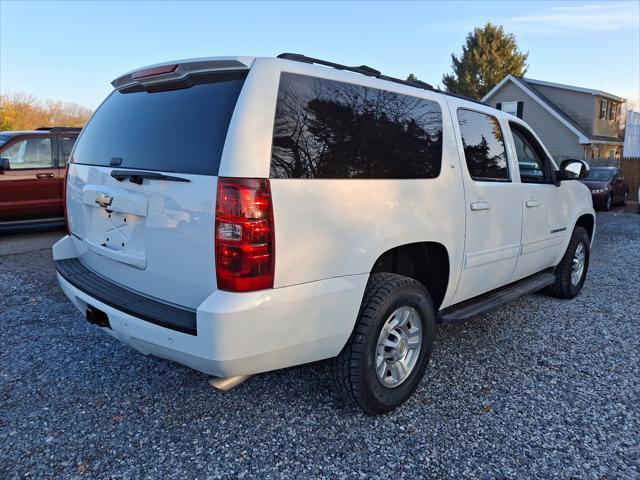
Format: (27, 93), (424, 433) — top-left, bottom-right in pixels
(208, 375), (251, 391)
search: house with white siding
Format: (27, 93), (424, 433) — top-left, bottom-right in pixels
(482, 75), (625, 161)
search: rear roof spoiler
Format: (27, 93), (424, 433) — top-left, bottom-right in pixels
(111, 56), (255, 90)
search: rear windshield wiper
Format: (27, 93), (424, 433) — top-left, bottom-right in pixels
(110, 170), (190, 185)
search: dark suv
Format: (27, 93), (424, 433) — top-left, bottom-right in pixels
(0, 127), (80, 229)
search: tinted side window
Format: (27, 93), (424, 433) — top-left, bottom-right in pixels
(3, 137), (53, 169)
(72, 73), (246, 175)
(271, 73), (443, 179)
(509, 123), (551, 183)
(457, 109), (508, 181)
(59, 136), (77, 167)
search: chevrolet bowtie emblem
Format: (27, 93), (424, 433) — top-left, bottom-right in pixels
(95, 193), (114, 208)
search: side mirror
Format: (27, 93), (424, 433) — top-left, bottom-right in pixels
(559, 159), (589, 180)
(0, 158), (9, 171)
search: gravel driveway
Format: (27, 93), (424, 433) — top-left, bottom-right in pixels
(1, 212), (639, 479)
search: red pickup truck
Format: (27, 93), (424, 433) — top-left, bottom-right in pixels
(0, 127), (80, 230)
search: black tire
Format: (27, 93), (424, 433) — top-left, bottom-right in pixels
(331, 273), (435, 414)
(605, 193), (613, 211)
(544, 226), (590, 299)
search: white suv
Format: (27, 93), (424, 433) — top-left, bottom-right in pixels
(54, 54), (595, 413)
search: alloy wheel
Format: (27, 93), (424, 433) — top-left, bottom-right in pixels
(375, 306), (422, 387)
(571, 242), (586, 286)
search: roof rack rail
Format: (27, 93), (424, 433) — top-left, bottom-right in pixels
(36, 127), (82, 132)
(278, 52), (434, 92)
(277, 53), (486, 106)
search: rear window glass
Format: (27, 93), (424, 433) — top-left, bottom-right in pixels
(72, 73), (246, 175)
(271, 73), (442, 179)
(0, 134), (11, 146)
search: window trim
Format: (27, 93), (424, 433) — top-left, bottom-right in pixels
(456, 107), (511, 183)
(0, 135), (55, 170)
(508, 121), (555, 185)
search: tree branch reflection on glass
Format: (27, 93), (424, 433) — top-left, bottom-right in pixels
(271, 73), (443, 179)
(457, 109), (508, 181)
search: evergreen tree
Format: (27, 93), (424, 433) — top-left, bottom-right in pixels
(442, 23), (528, 100)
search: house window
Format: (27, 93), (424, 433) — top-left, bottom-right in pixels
(608, 102), (615, 120)
(497, 101), (523, 118)
(501, 101), (518, 116)
(599, 99), (607, 119)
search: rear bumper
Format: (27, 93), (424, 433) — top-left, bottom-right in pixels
(56, 258), (198, 335)
(53, 235), (367, 377)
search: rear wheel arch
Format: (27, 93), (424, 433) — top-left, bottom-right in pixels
(370, 242), (450, 311)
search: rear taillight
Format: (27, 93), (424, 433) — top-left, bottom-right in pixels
(63, 165), (69, 234)
(215, 178), (275, 292)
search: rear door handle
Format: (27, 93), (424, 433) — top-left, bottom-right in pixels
(470, 201), (492, 211)
(36, 172), (54, 178)
(525, 199), (539, 208)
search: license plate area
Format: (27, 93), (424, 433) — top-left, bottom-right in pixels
(90, 209), (142, 252)
(81, 184), (148, 268)
(83, 208), (147, 268)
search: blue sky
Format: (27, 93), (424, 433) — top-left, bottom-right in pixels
(1, 1), (639, 110)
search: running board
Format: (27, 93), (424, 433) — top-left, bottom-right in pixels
(437, 272), (556, 325)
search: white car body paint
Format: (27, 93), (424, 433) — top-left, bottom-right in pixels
(53, 56), (595, 378)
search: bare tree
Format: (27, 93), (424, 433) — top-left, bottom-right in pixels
(1, 92), (92, 130)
